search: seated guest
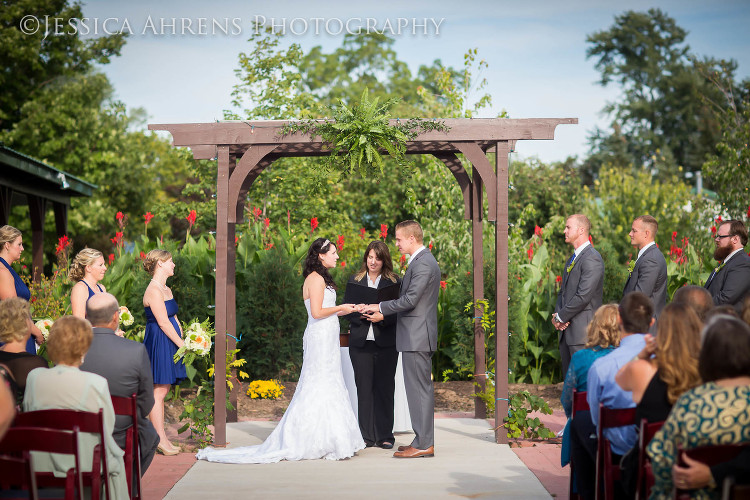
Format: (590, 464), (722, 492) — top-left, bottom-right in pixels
(704, 304), (740, 322)
(23, 316), (128, 499)
(615, 302), (703, 497)
(570, 291), (654, 500)
(0, 376), (12, 440)
(672, 285), (713, 323)
(648, 315), (750, 498)
(743, 296), (750, 326)
(0, 297), (47, 405)
(81, 293), (160, 475)
(561, 303), (621, 467)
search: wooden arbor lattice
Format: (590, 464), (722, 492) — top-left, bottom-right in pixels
(149, 118), (577, 445)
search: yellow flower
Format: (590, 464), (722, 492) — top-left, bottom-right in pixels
(246, 380), (285, 399)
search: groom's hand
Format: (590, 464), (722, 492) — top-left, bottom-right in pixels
(363, 311), (384, 323)
(360, 304), (379, 314)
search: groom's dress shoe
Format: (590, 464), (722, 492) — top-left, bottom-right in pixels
(397, 445), (410, 452)
(394, 445), (434, 458)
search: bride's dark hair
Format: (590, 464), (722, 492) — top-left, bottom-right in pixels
(303, 238), (337, 290)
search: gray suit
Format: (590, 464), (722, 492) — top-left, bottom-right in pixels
(705, 251), (750, 312)
(81, 327), (160, 474)
(380, 248), (441, 449)
(555, 244), (604, 376)
(622, 244), (667, 321)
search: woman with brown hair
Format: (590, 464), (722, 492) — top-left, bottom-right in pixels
(0, 297), (47, 405)
(142, 249), (186, 455)
(0, 225), (43, 352)
(68, 248), (108, 318)
(346, 240), (402, 449)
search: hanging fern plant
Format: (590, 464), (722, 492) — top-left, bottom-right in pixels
(281, 88), (449, 177)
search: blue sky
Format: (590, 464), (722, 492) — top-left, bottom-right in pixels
(78, 0), (750, 162)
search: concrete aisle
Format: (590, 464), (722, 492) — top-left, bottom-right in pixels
(166, 418), (551, 499)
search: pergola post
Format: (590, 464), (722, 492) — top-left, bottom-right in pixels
(471, 168), (486, 419)
(27, 195), (46, 282)
(494, 142), (510, 444)
(213, 146), (231, 446)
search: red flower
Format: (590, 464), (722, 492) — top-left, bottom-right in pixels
(588, 235), (594, 246)
(265, 242), (274, 250)
(711, 226), (717, 236)
(440, 281), (447, 290)
(143, 212), (154, 225)
(359, 228), (366, 240)
(55, 235), (70, 255)
(466, 271), (471, 276)
(556, 275), (562, 284)
(186, 209), (197, 226)
(380, 224), (388, 240)
(527, 243), (534, 261)
(716, 216), (723, 223)
(428, 241), (433, 251)
(747, 205), (750, 219)
(253, 207), (262, 222)
(671, 231), (677, 242)
(340, 261), (346, 268)
(399, 254), (406, 265)
(336, 235), (345, 251)
(139, 251), (146, 260)
(263, 218), (270, 230)
(310, 217), (318, 232)
(108, 254), (115, 264)
(116, 211), (124, 222)
(235, 235), (239, 246)
(534, 225), (543, 237)
(110, 232), (123, 246)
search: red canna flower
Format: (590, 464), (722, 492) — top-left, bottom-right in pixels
(110, 232), (123, 246)
(428, 241), (433, 251)
(359, 228), (366, 240)
(711, 226), (717, 236)
(235, 235), (239, 246)
(336, 235), (345, 251)
(534, 225), (543, 237)
(55, 235), (70, 255)
(310, 217), (318, 232)
(588, 235), (594, 246)
(263, 218), (270, 230)
(253, 207), (262, 222)
(116, 211), (124, 222)
(466, 271), (471, 276)
(340, 261), (346, 268)
(399, 254), (406, 265)
(265, 242), (274, 250)
(440, 281), (447, 290)
(716, 216), (723, 223)
(527, 243), (534, 261)
(380, 224), (388, 240)
(139, 251), (146, 260)
(143, 212), (154, 225)
(556, 275), (562, 284)
(108, 254), (115, 265)
(671, 231), (677, 242)
(186, 209), (197, 226)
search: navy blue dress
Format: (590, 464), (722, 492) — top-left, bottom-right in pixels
(79, 281), (104, 318)
(143, 299), (186, 385)
(0, 257), (36, 354)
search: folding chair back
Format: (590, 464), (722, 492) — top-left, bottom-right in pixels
(635, 419), (664, 500)
(14, 409), (110, 500)
(595, 403), (636, 500)
(0, 451), (39, 500)
(111, 394), (141, 500)
(675, 444), (750, 500)
(721, 476), (750, 500)
(0, 426), (83, 500)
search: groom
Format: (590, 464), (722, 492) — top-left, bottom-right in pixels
(362, 220), (441, 458)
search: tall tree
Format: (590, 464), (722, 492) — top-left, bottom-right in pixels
(585, 9), (723, 177)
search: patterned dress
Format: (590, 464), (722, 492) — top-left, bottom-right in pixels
(646, 382), (750, 499)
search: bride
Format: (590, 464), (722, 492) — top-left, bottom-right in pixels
(197, 238), (364, 463)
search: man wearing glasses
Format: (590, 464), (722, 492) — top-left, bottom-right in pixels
(705, 219), (750, 312)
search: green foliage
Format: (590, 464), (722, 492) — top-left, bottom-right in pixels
(177, 378), (218, 448)
(503, 391), (556, 442)
(25, 269), (70, 319)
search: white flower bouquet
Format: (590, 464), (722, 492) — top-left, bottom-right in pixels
(34, 319), (54, 342)
(173, 318), (214, 366)
(119, 306), (134, 327)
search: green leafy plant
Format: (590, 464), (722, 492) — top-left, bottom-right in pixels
(281, 88), (449, 177)
(503, 391), (556, 443)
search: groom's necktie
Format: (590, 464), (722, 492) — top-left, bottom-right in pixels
(566, 253), (575, 269)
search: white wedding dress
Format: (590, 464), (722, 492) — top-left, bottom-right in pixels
(196, 288), (365, 463)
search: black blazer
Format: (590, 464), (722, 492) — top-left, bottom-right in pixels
(346, 274), (401, 348)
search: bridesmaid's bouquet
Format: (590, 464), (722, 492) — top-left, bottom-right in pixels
(34, 318), (54, 342)
(118, 306), (134, 327)
(173, 317), (214, 366)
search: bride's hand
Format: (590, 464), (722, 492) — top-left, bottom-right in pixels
(337, 303), (358, 316)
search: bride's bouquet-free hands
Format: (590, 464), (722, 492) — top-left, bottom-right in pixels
(174, 318), (214, 366)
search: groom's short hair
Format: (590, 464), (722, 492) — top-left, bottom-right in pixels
(396, 220), (423, 243)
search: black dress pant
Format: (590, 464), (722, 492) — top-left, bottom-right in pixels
(349, 340), (399, 445)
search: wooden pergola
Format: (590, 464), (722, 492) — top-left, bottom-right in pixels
(149, 118), (576, 445)
(0, 146), (96, 281)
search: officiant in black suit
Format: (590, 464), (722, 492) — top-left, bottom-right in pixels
(345, 241), (401, 449)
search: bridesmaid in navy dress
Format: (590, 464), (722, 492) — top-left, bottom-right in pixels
(0, 225), (43, 353)
(69, 248), (108, 319)
(142, 249), (185, 455)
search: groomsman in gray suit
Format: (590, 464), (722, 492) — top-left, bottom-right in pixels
(623, 215), (668, 324)
(553, 214), (604, 376)
(362, 220), (440, 458)
(705, 219), (750, 312)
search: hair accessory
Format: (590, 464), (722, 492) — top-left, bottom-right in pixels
(321, 239), (330, 249)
